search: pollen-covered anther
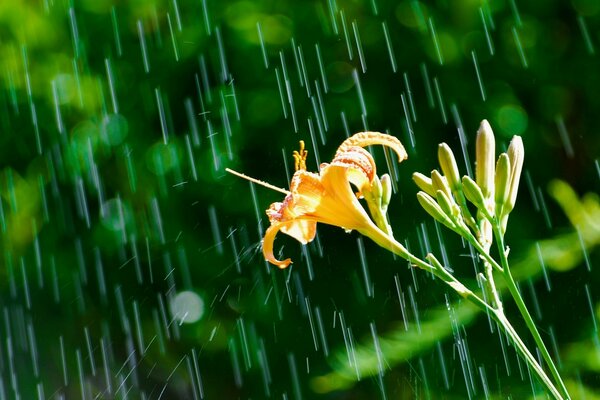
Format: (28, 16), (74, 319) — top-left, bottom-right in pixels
(293, 140), (308, 171)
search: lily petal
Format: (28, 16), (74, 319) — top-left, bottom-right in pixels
(336, 131), (407, 163)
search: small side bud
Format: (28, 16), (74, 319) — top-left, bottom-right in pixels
(494, 153), (511, 218)
(417, 191), (456, 229)
(412, 172), (436, 197)
(476, 120), (496, 200)
(438, 143), (461, 191)
(370, 175), (383, 201)
(505, 135), (524, 214)
(380, 174), (392, 212)
(461, 176), (487, 212)
(431, 170), (453, 200)
(435, 190), (455, 219)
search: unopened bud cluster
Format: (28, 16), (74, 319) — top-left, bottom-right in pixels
(413, 120), (524, 244)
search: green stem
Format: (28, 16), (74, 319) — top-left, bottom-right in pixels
(495, 312), (564, 400)
(364, 224), (495, 317)
(365, 222), (565, 399)
(492, 223), (570, 400)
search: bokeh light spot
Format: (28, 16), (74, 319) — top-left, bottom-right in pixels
(101, 114), (128, 147)
(170, 291), (205, 324)
(497, 104), (528, 136)
(326, 62), (354, 93)
(146, 142), (181, 176)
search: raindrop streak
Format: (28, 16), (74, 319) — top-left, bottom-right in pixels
(584, 284), (598, 332)
(420, 63), (435, 108)
(433, 77), (448, 124)
(287, 353), (302, 400)
(68, 7), (80, 58)
(576, 227), (592, 271)
(479, 7), (495, 56)
(167, 13), (180, 61)
(59, 336), (68, 386)
(51, 80), (65, 135)
(428, 17), (444, 65)
(315, 44), (329, 93)
(526, 279), (543, 320)
(472, 50), (486, 101)
(155, 87), (169, 144)
(291, 38), (305, 89)
(27, 321), (40, 378)
(275, 68), (288, 118)
(137, 20), (150, 73)
(198, 55), (212, 104)
(105, 58), (119, 113)
(381, 21), (397, 73)
(577, 16), (595, 55)
(370, 322), (385, 374)
(403, 72), (417, 122)
(436, 342), (450, 389)
(352, 21), (367, 73)
(133, 300), (145, 355)
(84, 327), (96, 377)
(191, 348), (205, 399)
(20, 259), (31, 310)
(394, 274), (409, 331)
(478, 365), (490, 399)
(401, 93), (415, 148)
(535, 242), (551, 291)
(304, 297), (319, 351)
(512, 27), (528, 68)
(280, 51), (298, 132)
(307, 118), (322, 168)
(357, 237), (373, 298)
(256, 22), (269, 69)
(151, 197), (166, 244)
(451, 104), (474, 177)
(314, 306), (329, 357)
(548, 326), (563, 369)
(201, 0), (211, 35)
(340, 10), (353, 60)
(111, 7), (123, 57)
(555, 115), (574, 158)
(215, 27), (229, 83)
(408, 285), (421, 333)
(508, 0), (522, 27)
(536, 187), (552, 228)
(314, 80), (328, 133)
(352, 69), (367, 116)
(22, 45), (42, 154)
(327, 0), (339, 35)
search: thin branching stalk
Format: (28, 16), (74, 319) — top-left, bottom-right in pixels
(492, 222), (570, 399)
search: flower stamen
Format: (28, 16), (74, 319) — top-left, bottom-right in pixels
(293, 140), (308, 171)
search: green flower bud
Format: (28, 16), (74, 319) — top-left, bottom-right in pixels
(476, 120), (496, 200)
(380, 173), (392, 212)
(505, 135), (524, 214)
(435, 190), (455, 219)
(438, 143), (461, 191)
(417, 191), (456, 229)
(494, 153), (511, 218)
(412, 172), (436, 197)
(370, 175), (383, 202)
(461, 176), (487, 212)
(431, 169), (453, 200)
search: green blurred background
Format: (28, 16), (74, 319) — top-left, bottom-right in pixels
(0, 0), (599, 398)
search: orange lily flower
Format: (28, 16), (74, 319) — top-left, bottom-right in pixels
(262, 132), (407, 268)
